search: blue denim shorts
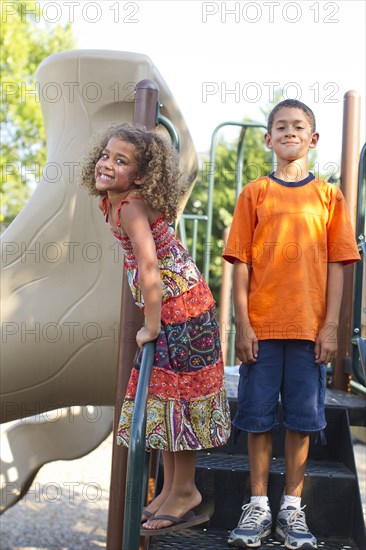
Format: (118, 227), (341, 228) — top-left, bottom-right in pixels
(233, 339), (326, 434)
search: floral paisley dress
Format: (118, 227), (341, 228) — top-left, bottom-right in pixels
(102, 196), (231, 452)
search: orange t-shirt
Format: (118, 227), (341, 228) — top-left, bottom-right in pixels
(223, 174), (360, 341)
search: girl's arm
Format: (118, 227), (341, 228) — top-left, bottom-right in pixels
(121, 202), (162, 348)
(315, 261), (344, 364)
(233, 260), (258, 364)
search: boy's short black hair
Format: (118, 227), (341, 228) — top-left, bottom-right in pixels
(267, 99), (316, 133)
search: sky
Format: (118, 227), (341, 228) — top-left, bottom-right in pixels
(41, 0), (366, 177)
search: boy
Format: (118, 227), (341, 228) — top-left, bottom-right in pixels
(223, 99), (360, 549)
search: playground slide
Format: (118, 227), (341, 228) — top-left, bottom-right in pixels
(0, 50), (198, 511)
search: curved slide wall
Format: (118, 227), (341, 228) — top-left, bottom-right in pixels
(0, 50), (197, 511)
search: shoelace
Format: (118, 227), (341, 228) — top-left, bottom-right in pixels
(283, 505), (310, 533)
(239, 503), (269, 528)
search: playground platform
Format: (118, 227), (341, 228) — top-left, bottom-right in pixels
(0, 432), (364, 550)
(0, 371), (365, 549)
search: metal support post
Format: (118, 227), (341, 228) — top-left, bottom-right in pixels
(106, 79), (160, 550)
(334, 90), (361, 391)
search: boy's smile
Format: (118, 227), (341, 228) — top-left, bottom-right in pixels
(95, 137), (141, 196)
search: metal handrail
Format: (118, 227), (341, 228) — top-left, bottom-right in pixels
(204, 121), (270, 283)
(157, 111), (180, 152)
(351, 141), (366, 387)
(179, 214), (208, 264)
(121, 100), (181, 549)
(122, 341), (156, 550)
(203, 122), (273, 363)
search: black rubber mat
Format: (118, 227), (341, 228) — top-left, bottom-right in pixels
(196, 453), (356, 478)
(148, 527), (359, 549)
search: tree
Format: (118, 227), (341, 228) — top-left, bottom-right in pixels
(0, 0), (76, 228)
(183, 122), (272, 305)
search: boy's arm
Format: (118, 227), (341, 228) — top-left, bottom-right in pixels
(315, 262), (344, 364)
(233, 260), (258, 364)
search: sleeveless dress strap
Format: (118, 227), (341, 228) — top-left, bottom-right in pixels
(116, 195), (144, 228)
(101, 196), (109, 223)
(101, 195), (145, 228)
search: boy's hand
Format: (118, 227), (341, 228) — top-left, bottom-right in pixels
(235, 323), (258, 364)
(314, 322), (338, 364)
(136, 326), (159, 349)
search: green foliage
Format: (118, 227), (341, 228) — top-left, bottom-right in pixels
(0, 0), (76, 228)
(184, 123), (272, 304)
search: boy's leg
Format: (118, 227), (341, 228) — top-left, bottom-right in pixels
(228, 433), (273, 549)
(281, 338), (326, 499)
(276, 434), (317, 549)
(284, 430), (310, 497)
(248, 431), (273, 496)
(236, 341), (282, 497)
(275, 340), (324, 549)
(228, 341), (283, 547)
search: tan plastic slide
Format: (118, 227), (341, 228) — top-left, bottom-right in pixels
(0, 49), (198, 511)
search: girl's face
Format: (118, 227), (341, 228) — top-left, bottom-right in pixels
(95, 137), (141, 196)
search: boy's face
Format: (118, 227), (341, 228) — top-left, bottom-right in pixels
(264, 107), (319, 162)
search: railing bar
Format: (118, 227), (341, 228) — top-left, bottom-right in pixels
(178, 217), (188, 250)
(204, 121), (268, 282)
(182, 214), (208, 221)
(122, 341), (156, 550)
(192, 219), (198, 263)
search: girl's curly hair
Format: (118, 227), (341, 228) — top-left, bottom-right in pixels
(79, 124), (187, 223)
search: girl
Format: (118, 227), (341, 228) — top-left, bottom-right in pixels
(80, 124), (231, 534)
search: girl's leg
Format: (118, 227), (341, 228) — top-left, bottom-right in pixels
(142, 450), (202, 529)
(142, 451), (174, 519)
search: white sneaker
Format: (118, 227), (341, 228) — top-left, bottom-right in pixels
(228, 501), (272, 548)
(275, 506), (317, 549)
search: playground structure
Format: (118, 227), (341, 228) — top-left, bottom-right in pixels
(0, 50), (197, 512)
(120, 87), (366, 550)
(0, 50), (365, 549)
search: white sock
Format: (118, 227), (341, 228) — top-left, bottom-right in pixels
(281, 495), (301, 510)
(250, 496), (270, 509)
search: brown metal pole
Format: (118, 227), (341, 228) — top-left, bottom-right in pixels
(133, 79), (159, 128)
(107, 275), (144, 550)
(333, 90), (361, 391)
(106, 80), (160, 550)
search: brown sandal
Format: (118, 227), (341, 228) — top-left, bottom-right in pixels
(141, 507), (154, 523)
(140, 510), (209, 536)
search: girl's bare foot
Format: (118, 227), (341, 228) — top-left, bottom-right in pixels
(142, 488), (202, 530)
(141, 491), (168, 522)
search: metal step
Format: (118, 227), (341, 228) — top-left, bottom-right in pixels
(149, 527), (360, 549)
(194, 454), (362, 540)
(151, 401), (366, 549)
(196, 453), (356, 477)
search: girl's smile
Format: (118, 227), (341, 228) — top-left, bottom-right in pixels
(95, 137), (140, 196)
